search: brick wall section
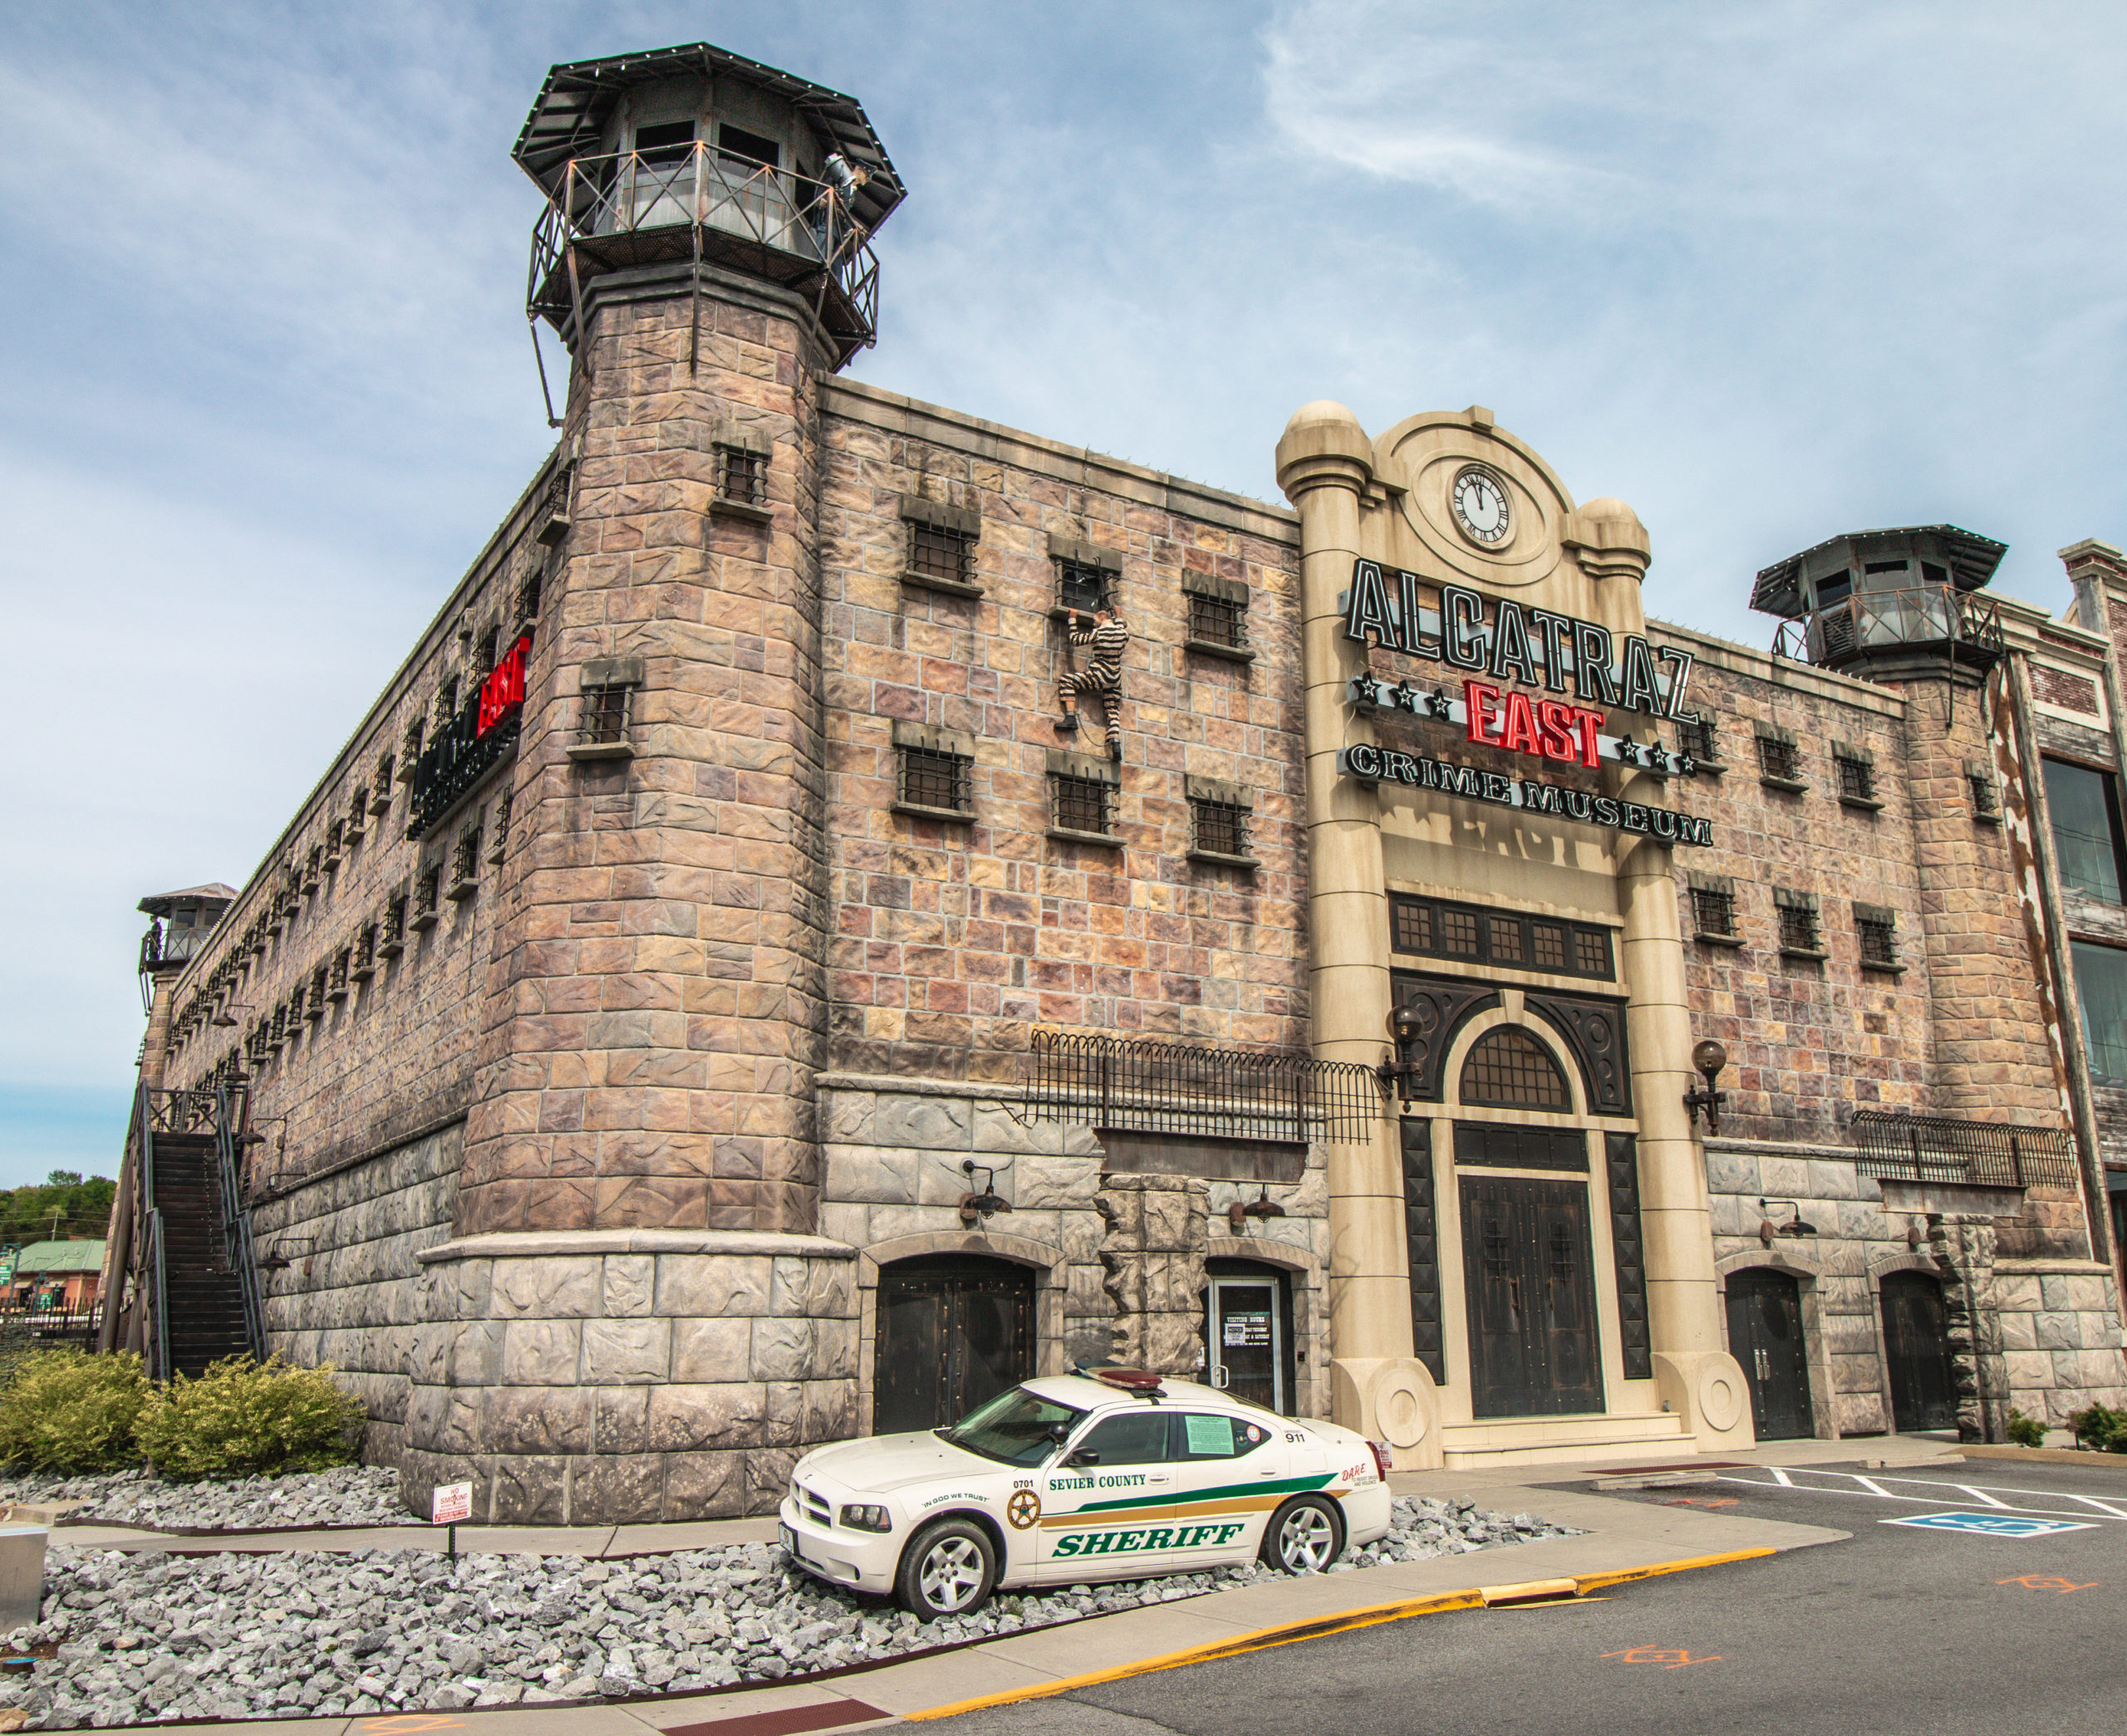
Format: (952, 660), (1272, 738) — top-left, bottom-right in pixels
(815, 384), (1309, 1081)
(462, 287), (832, 1238)
(2032, 664), (2101, 714)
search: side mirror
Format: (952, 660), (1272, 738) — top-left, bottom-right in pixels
(1063, 1447), (1100, 1468)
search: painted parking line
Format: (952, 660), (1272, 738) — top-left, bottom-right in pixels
(1882, 1513), (2097, 1537)
(1725, 1468), (2127, 1523)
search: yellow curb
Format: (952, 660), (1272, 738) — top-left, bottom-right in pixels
(906, 1548), (1773, 1722)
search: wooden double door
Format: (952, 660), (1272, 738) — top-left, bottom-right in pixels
(872, 1254), (1035, 1435)
(1460, 1173), (1603, 1417)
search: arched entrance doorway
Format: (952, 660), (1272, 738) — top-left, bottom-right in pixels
(1881, 1270), (1958, 1433)
(1725, 1268), (1813, 1439)
(872, 1254), (1035, 1435)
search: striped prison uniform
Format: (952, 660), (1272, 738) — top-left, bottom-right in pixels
(1059, 614), (1129, 757)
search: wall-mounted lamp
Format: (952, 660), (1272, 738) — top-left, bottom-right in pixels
(960, 1160), (1012, 1227)
(259, 1237), (318, 1273)
(1378, 1004), (1424, 1105)
(1682, 1039), (1728, 1135)
(1228, 1187), (1288, 1234)
(238, 1115), (288, 1157)
(1757, 1199), (1820, 1244)
(210, 1001), (257, 1029)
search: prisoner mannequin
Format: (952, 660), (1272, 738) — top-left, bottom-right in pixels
(1058, 606), (1129, 760)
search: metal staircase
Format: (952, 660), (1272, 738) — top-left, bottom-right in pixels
(101, 1087), (265, 1378)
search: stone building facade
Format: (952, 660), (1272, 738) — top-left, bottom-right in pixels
(120, 41), (2127, 1519)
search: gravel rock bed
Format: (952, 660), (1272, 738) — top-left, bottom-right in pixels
(0, 1497), (1570, 1728)
(0, 1467), (415, 1532)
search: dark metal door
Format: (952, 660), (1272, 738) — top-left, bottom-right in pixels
(1461, 1172), (1603, 1417)
(1726, 1268), (1813, 1439)
(873, 1255), (1034, 1435)
(1882, 1270), (1958, 1432)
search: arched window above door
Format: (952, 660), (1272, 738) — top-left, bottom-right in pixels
(1459, 1026), (1569, 1109)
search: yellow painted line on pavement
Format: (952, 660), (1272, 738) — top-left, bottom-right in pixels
(905, 1547), (1776, 1722)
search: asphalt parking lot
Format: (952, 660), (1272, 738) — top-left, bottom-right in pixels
(921, 1456), (2127, 1736)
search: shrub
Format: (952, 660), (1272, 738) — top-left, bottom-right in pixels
(0, 1350), (149, 1474)
(134, 1356), (364, 1480)
(2066, 1401), (2127, 1453)
(2005, 1407), (2046, 1449)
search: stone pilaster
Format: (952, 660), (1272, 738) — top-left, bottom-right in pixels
(1095, 1172), (1209, 1376)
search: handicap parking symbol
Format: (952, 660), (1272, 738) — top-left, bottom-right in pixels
(1884, 1511), (2097, 1537)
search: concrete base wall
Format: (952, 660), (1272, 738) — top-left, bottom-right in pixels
(252, 1122), (463, 1471)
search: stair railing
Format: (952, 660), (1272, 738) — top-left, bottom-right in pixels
(213, 1085), (268, 1361)
(137, 1086), (170, 1382)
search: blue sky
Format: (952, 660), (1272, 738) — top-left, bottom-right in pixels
(4, 0), (2127, 1187)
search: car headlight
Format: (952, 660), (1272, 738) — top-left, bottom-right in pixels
(839, 1503), (892, 1532)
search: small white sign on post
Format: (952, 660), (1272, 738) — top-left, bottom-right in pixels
(431, 1481), (473, 1525)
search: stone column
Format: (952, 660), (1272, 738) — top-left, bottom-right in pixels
(1096, 1173), (1209, 1375)
(1275, 402), (1436, 1463)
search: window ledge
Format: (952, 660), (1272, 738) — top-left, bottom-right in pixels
(892, 802), (974, 824)
(1688, 759), (1727, 777)
(901, 571), (985, 600)
(1760, 775), (1810, 793)
(1779, 946), (1828, 963)
(446, 880), (479, 903)
(409, 910), (440, 934)
(370, 794), (394, 814)
(1860, 959), (1908, 974)
(567, 740), (635, 763)
(376, 939), (405, 959)
(710, 496), (773, 525)
(1188, 849), (1260, 869)
(344, 826), (366, 846)
(1696, 931), (1747, 949)
(349, 965), (375, 983)
(1839, 795), (1886, 812)
(325, 988), (347, 1004)
(1047, 826), (1122, 848)
(1973, 810), (2003, 826)
(1184, 638), (1255, 664)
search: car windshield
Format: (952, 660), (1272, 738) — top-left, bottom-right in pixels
(940, 1387), (1086, 1467)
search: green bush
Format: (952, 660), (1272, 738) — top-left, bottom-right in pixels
(2005, 1407), (2046, 1449)
(135, 1356), (364, 1480)
(2066, 1401), (2127, 1453)
(0, 1349), (150, 1474)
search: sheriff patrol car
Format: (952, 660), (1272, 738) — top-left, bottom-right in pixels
(778, 1370), (1394, 1617)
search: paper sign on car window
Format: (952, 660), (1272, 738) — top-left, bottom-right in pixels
(1185, 1415), (1235, 1456)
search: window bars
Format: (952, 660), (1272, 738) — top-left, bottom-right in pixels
(715, 444), (768, 508)
(1051, 772), (1113, 837)
(1835, 751), (1878, 806)
(899, 745), (972, 815)
(1056, 559), (1108, 617)
(1191, 798), (1250, 859)
(908, 522), (974, 591)
(1021, 1029), (1380, 1145)
(1856, 905), (1900, 969)
(1692, 885), (1739, 940)
(1186, 591), (1248, 653)
(583, 683), (631, 744)
(1849, 1108), (2076, 1189)
(1776, 893), (1822, 956)
(1756, 732), (1801, 784)
(1677, 714), (1719, 765)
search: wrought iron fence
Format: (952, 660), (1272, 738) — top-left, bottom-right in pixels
(1024, 1029), (1380, 1145)
(527, 144), (880, 356)
(1849, 1108), (2077, 1189)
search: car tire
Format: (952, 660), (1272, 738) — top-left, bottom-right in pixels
(1260, 1494), (1344, 1574)
(896, 1518), (997, 1618)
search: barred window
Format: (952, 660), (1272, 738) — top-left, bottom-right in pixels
(1692, 887), (1737, 939)
(324, 819), (343, 866)
(328, 949), (350, 998)
(1191, 799), (1249, 859)
(380, 894), (408, 954)
(716, 444), (768, 508)
(583, 684), (631, 744)
(1052, 772), (1113, 836)
(1459, 1027), (1570, 1110)
(353, 924), (376, 974)
(1677, 714), (1718, 763)
(307, 965), (328, 1018)
(302, 846), (322, 892)
(449, 830), (482, 893)
(1777, 897), (1821, 956)
(1968, 769), (2000, 818)
(1056, 559), (1108, 616)
(415, 869), (439, 917)
(347, 788), (367, 840)
(1390, 893), (1614, 981)
(488, 789), (513, 863)
(1187, 591), (1248, 651)
(909, 522), (974, 589)
(1857, 914), (1899, 969)
(376, 752), (396, 797)
(1835, 753), (1876, 804)
(437, 678), (459, 723)
(899, 745), (973, 815)
(1757, 733), (1800, 783)
(476, 627), (499, 678)
(403, 717), (425, 763)
(515, 569), (543, 627)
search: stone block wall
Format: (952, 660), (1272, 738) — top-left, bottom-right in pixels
(396, 1229), (858, 1525)
(253, 1123), (463, 1471)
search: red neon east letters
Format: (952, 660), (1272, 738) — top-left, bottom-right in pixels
(476, 637), (530, 738)
(1463, 680), (1600, 769)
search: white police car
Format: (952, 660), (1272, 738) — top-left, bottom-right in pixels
(778, 1369), (1393, 1618)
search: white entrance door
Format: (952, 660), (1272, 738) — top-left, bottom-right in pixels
(1207, 1276), (1283, 1412)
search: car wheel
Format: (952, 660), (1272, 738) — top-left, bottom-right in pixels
(896, 1518), (997, 1618)
(1260, 1494), (1344, 1573)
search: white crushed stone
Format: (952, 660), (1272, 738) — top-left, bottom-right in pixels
(0, 1497), (1572, 1727)
(0, 1466), (415, 1532)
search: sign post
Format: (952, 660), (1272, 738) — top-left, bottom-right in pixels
(431, 1479), (472, 1562)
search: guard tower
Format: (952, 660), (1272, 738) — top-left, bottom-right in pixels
(1754, 525), (2007, 684)
(515, 43), (905, 379)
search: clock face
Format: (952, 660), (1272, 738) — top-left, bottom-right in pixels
(1452, 465), (1511, 546)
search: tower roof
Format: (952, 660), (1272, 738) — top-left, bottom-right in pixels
(513, 42), (906, 235)
(137, 884), (238, 919)
(1750, 525), (2007, 619)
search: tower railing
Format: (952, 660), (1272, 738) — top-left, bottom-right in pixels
(527, 143), (882, 363)
(1771, 584), (2005, 670)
